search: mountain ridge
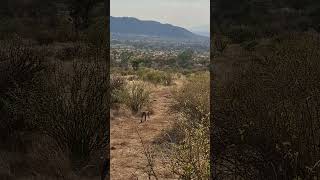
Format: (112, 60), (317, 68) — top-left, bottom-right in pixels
(110, 16), (207, 41)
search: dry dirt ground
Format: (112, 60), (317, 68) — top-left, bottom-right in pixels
(110, 84), (178, 180)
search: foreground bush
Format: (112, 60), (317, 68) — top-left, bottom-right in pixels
(161, 116), (210, 179)
(212, 32), (320, 179)
(0, 37), (45, 144)
(12, 59), (109, 169)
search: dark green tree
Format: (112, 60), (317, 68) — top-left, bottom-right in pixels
(131, 59), (142, 71)
(119, 51), (133, 70)
(177, 49), (194, 69)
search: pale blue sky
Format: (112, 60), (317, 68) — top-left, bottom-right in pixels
(111, 0), (209, 30)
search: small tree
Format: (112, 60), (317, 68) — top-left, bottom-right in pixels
(177, 49), (194, 69)
(119, 51), (133, 70)
(131, 59), (142, 71)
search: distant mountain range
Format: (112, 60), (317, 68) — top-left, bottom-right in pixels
(110, 16), (208, 41)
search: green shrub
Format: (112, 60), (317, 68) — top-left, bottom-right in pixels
(138, 68), (173, 86)
(176, 49), (194, 69)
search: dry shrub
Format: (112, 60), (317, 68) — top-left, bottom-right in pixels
(120, 81), (150, 114)
(12, 59), (109, 170)
(0, 36), (45, 144)
(161, 116), (210, 179)
(212, 32), (320, 179)
(0, 17), (108, 178)
(159, 71), (210, 179)
(110, 74), (126, 106)
(172, 72), (210, 125)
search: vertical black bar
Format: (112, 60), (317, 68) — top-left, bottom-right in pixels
(101, 0), (110, 180)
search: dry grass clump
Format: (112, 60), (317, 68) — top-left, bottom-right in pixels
(212, 32), (320, 179)
(160, 116), (210, 179)
(158, 71), (210, 179)
(171, 72), (210, 125)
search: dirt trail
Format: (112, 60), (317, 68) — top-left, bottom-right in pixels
(110, 85), (176, 180)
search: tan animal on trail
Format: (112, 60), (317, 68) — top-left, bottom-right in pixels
(140, 111), (151, 123)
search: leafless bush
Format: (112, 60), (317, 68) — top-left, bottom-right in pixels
(11, 58), (109, 170)
(0, 36), (45, 144)
(212, 32), (320, 179)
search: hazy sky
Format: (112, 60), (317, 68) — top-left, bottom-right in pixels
(111, 0), (209, 30)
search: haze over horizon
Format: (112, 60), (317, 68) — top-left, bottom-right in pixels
(111, 0), (209, 31)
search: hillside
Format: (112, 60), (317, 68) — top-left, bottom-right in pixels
(110, 16), (207, 41)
